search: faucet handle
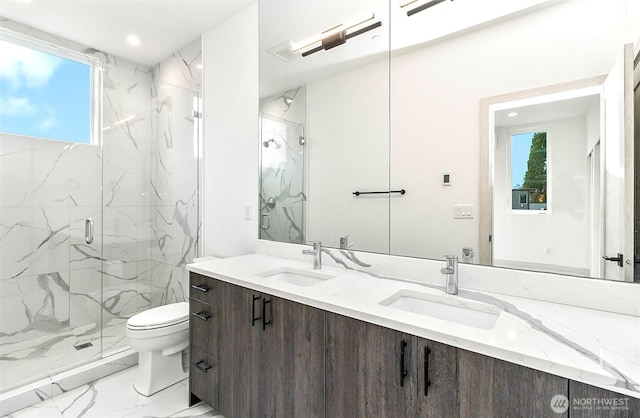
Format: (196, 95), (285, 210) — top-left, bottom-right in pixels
(340, 235), (354, 250)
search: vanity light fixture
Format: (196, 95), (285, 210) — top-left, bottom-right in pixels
(405, 0), (453, 17)
(291, 12), (381, 57)
(399, 0), (419, 7)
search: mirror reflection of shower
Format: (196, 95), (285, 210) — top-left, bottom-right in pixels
(263, 138), (281, 149)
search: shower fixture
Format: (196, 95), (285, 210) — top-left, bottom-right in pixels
(263, 138), (281, 149)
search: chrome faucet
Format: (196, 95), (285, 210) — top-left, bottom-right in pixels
(302, 241), (322, 270)
(440, 255), (458, 295)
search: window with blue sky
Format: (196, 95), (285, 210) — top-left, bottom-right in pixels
(0, 37), (92, 144)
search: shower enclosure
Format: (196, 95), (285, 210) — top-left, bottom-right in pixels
(259, 113), (306, 244)
(0, 26), (202, 395)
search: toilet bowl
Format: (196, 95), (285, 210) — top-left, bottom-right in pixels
(126, 302), (189, 396)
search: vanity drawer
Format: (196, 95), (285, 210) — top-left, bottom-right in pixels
(190, 346), (218, 410)
(190, 273), (220, 306)
(190, 299), (218, 353)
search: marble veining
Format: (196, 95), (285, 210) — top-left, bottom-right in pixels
(8, 365), (219, 418)
(188, 245), (640, 399)
(1, 18), (201, 397)
(0, 18), (156, 393)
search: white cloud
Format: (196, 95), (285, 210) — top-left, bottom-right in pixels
(39, 108), (57, 131)
(0, 40), (63, 90)
(0, 97), (38, 116)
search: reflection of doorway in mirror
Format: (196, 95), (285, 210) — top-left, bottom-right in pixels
(490, 94), (599, 277)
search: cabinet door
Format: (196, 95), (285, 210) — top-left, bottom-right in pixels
(217, 281), (255, 418)
(417, 339), (459, 418)
(569, 380), (640, 418)
(254, 295), (325, 418)
(326, 312), (417, 418)
(458, 348), (568, 418)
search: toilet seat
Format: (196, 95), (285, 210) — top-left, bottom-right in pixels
(127, 302), (189, 330)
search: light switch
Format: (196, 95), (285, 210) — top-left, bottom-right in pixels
(454, 204), (474, 219)
(244, 204), (252, 220)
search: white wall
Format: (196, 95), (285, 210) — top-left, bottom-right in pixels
(493, 117), (589, 274)
(306, 60), (390, 252)
(388, 0), (626, 261)
(301, 0), (627, 261)
(202, 2), (259, 257)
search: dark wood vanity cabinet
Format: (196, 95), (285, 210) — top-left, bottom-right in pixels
(326, 316), (568, 418)
(454, 346), (569, 418)
(325, 312), (417, 417)
(215, 280), (325, 418)
(188, 273), (220, 409)
(189, 273), (636, 418)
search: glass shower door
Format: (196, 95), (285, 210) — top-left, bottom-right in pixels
(0, 136), (104, 392)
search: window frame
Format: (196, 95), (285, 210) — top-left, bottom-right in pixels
(0, 27), (102, 146)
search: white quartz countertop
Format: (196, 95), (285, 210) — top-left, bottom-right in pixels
(187, 253), (640, 399)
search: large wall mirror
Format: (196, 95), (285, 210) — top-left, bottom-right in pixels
(259, 0), (639, 283)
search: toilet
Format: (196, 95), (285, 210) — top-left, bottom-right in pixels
(126, 302), (189, 396)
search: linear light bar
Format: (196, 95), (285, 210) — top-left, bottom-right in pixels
(291, 12), (375, 53)
(399, 0), (419, 7)
(407, 0), (452, 17)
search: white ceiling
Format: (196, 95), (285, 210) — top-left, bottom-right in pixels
(0, 0), (254, 66)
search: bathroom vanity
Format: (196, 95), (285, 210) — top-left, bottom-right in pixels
(187, 246), (640, 418)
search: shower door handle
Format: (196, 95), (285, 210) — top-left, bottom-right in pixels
(85, 218), (94, 244)
(261, 213), (270, 230)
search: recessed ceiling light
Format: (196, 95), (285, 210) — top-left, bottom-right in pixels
(126, 35), (141, 46)
(196, 64), (203, 70)
(507, 112), (518, 117)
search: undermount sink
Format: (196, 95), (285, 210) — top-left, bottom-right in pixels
(380, 290), (501, 330)
(258, 267), (335, 287)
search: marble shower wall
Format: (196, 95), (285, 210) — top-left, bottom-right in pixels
(0, 19), (153, 388)
(101, 54), (153, 327)
(258, 87), (306, 244)
(150, 39), (202, 307)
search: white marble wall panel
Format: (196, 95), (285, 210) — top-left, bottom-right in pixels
(153, 38), (202, 92)
(0, 271), (69, 337)
(150, 261), (188, 307)
(149, 40), (203, 308)
(150, 206), (198, 268)
(0, 135), (71, 208)
(102, 262), (142, 320)
(68, 143), (102, 207)
(69, 268), (102, 329)
(152, 84), (199, 207)
(0, 207), (69, 281)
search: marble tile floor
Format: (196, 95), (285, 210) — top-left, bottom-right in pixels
(5, 366), (222, 418)
(1, 319), (129, 392)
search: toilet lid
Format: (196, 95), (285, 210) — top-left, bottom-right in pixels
(127, 302), (189, 329)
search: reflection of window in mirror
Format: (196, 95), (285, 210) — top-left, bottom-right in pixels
(510, 131), (548, 212)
